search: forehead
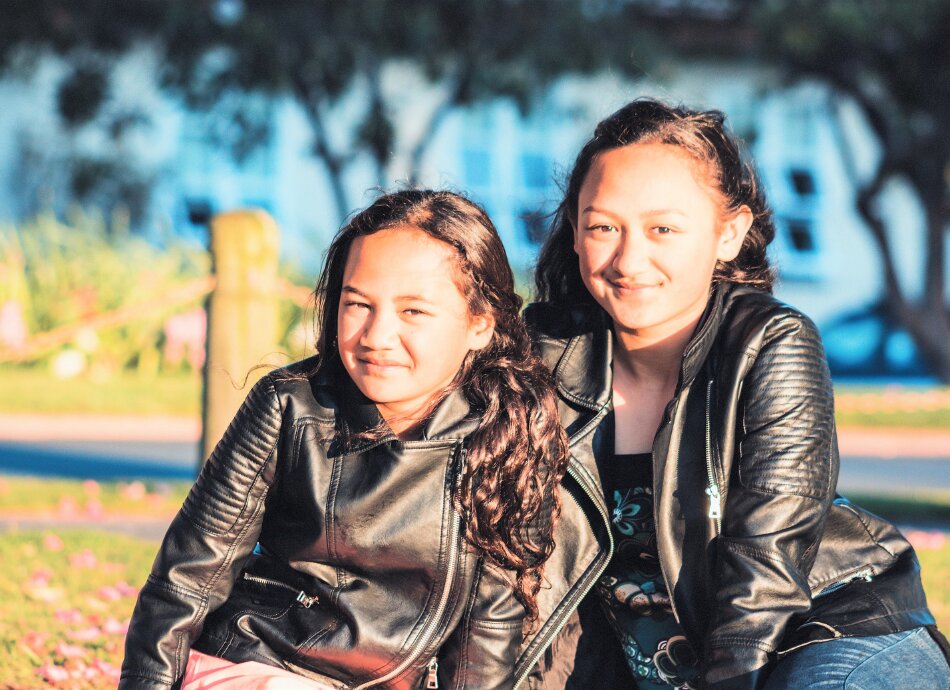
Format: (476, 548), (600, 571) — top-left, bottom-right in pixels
(342, 226), (463, 295)
(578, 143), (718, 206)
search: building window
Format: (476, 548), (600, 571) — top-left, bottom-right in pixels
(784, 218), (817, 253)
(789, 168), (816, 196)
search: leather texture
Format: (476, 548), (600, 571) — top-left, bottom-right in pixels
(120, 358), (528, 690)
(523, 285), (935, 690)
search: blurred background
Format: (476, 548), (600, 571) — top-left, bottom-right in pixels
(0, 2), (948, 687)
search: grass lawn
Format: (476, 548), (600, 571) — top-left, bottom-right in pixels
(3, 368), (950, 429)
(0, 476), (947, 688)
(0, 368), (201, 417)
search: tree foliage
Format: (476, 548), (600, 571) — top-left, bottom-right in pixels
(749, 0), (950, 379)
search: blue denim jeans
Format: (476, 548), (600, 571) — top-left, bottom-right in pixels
(763, 627), (950, 689)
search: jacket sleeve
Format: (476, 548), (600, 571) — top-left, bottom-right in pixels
(119, 375), (283, 690)
(439, 559), (526, 690)
(702, 312), (837, 690)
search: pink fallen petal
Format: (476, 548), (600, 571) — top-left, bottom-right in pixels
(103, 617), (129, 635)
(69, 549), (98, 568)
(97, 586), (122, 602)
(37, 663), (70, 682)
(53, 608), (84, 624)
(29, 567), (53, 586)
(43, 533), (65, 552)
(57, 495), (79, 517)
(25, 585), (63, 603)
(22, 630), (48, 651)
(116, 581), (139, 597)
(84, 498), (105, 519)
(68, 626), (102, 642)
(120, 481), (147, 501)
(82, 479), (101, 497)
(55, 641), (85, 658)
(93, 658), (121, 680)
(905, 529), (946, 551)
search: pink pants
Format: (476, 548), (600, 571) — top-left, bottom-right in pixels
(182, 650), (336, 690)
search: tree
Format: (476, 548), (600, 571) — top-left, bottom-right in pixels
(749, 0), (950, 380)
(1, 0), (662, 227)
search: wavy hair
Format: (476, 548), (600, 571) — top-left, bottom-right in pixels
(313, 190), (570, 629)
(535, 98), (776, 303)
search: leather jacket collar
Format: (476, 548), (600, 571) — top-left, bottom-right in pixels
(545, 283), (729, 410)
(309, 356), (481, 445)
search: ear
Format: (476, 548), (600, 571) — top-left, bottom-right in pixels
(717, 205), (753, 262)
(466, 313), (496, 352)
(571, 216), (581, 256)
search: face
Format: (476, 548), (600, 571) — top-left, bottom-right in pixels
(337, 226), (494, 431)
(574, 143), (751, 343)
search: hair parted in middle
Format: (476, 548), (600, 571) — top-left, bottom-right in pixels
(313, 189), (570, 630)
(535, 97), (777, 305)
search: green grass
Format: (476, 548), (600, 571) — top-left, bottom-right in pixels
(0, 475), (946, 687)
(0, 526), (945, 689)
(0, 475), (191, 517)
(0, 529), (156, 689)
(0, 368), (201, 416)
(835, 408), (950, 429)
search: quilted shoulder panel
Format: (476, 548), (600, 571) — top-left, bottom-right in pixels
(182, 374), (282, 535)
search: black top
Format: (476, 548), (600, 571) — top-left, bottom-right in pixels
(595, 450), (700, 689)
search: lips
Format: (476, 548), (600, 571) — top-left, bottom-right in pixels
(357, 356), (408, 372)
(607, 277), (658, 292)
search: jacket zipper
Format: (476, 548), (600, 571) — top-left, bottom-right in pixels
(242, 572), (319, 608)
(704, 378), (722, 535)
(425, 656), (439, 688)
(814, 566), (874, 598)
(352, 444), (465, 690)
(513, 429), (615, 690)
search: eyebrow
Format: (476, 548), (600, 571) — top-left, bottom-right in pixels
(341, 286), (435, 303)
(581, 206), (688, 218)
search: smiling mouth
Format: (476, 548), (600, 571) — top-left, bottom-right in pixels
(607, 278), (658, 292)
(358, 357), (408, 372)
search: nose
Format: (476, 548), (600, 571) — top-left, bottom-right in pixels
(360, 309), (399, 349)
(611, 230), (650, 277)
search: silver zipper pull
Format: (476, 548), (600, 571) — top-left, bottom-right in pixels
(296, 591), (318, 608)
(705, 484), (722, 520)
(425, 657), (439, 689)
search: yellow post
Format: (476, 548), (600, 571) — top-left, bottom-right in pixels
(201, 210), (280, 464)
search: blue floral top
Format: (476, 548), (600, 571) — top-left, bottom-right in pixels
(595, 452), (700, 689)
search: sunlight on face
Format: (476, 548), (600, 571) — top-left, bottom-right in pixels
(337, 226), (493, 435)
(574, 143), (750, 344)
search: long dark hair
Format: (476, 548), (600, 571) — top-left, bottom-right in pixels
(314, 190), (570, 628)
(535, 98), (776, 303)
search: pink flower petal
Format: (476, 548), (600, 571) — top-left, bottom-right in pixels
(57, 495), (79, 517)
(68, 626), (102, 642)
(103, 617), (129, 635)
(54, 609), (84, 624)
(97, 585), (122, 602)
(84, 498), (105, 519)
(116, 581), (139, 597)
(82, 479), (101, 497)
(69, 549), (98, 568)
(120, 481), (147, 501)
(55, 641), (85, 658)
(43, 533), (65, 552)
(37, 663), (70, 682)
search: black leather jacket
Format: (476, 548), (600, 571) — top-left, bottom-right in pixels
(523, 285), (936, 690)
(120, 358), (530, 690)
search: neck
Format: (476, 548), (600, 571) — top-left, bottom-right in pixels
(612, 315), (701, 388)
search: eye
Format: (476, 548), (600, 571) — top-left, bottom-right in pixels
(342, 300), (370, 311)
(587, 224), (619, 233)
(651, 226), (673, 235)
(402, 308), (430, 317)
